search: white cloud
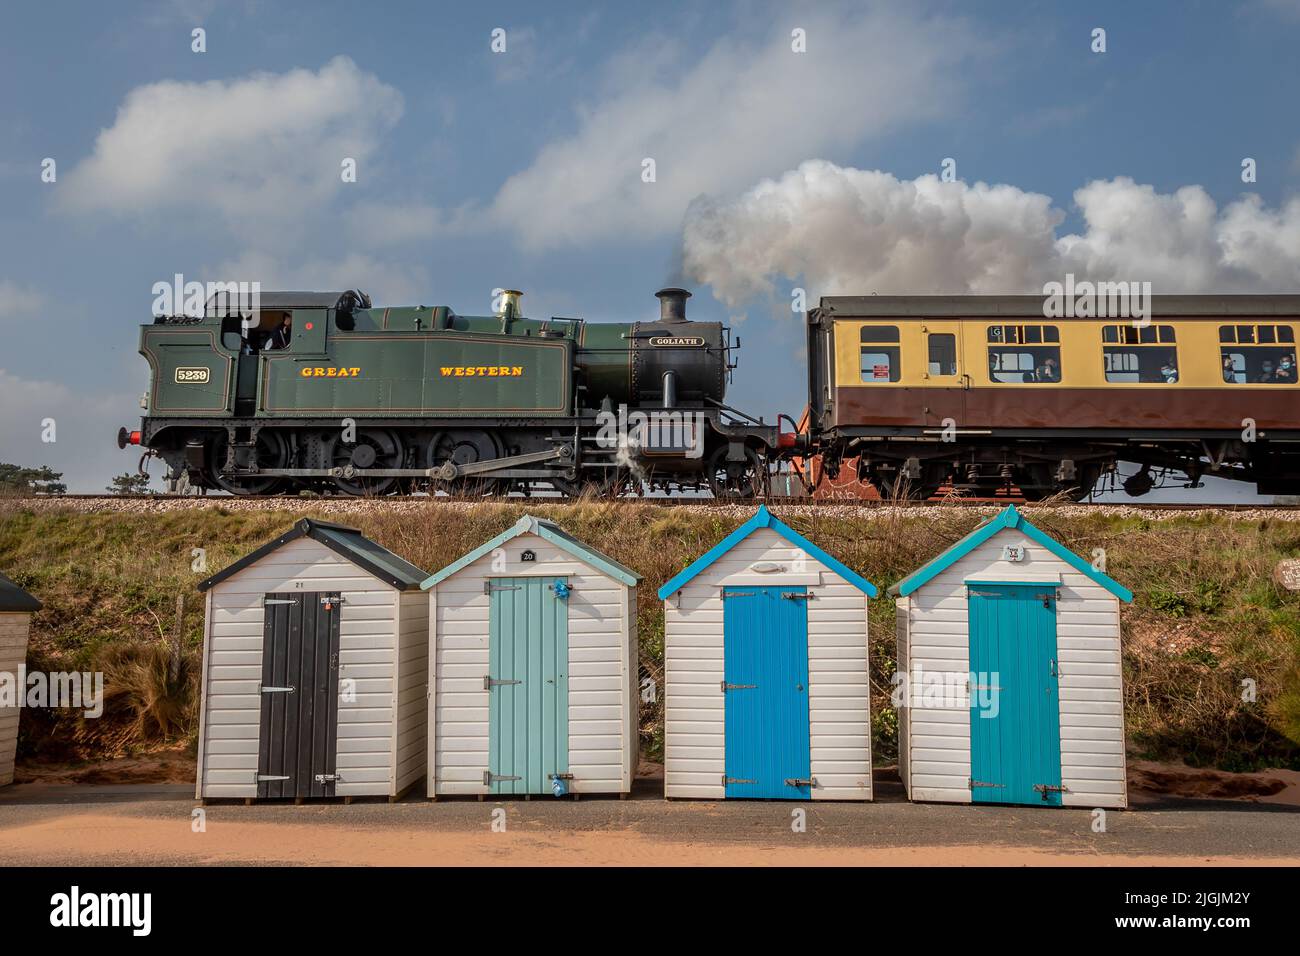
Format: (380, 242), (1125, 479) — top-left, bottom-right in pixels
(60, 57), (404, 232)
(0, 280), (45, 319)
(489, 7), (983, 248)
(681, 161), (1300, 307)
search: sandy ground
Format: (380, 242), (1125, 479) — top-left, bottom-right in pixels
(1, 809), (1294, 867)
(1, 768), (1297, 866)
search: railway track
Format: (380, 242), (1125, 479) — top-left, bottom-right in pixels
(3, 494), (1299, 518)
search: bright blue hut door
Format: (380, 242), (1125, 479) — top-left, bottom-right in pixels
(967, 583), (1063, 806)
(486, 577), (569, 794)
(722, 586), (812, 799)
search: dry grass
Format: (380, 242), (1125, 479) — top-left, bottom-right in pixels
(2, 499), (1298, 770)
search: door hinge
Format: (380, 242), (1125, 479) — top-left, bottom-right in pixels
(721, 681), (757, 692)
(1033, 783), (1068, 798)
(320, 595), (344, 605)
(721, 590), (757, 598)
(484, 675), (523, 690)
(548, 773), (575, 781)
(484, 771), (522, 785)
(784, 777), (816, 788)
(723, 775), (757, 785)
(969, 778), (1005, 789)
(260, 685), (295, 694)
(257, 775), (291, 782)
(781, 592), (813, 601)
(314, 773), (340, 783)
(484, 583), (522, 594)
(263, 599), (297, 605)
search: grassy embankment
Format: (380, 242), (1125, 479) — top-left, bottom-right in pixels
(1, 500), (1298, 772)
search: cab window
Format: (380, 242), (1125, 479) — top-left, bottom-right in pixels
(1219, 325), (1297, 384)
(927, 333), (957, 376)
(860, 326), (901, 383)
(987, 325), (1061, 383)
(1102, 325), (1178, 383)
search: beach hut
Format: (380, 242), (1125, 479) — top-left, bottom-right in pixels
(0, 573), (41, 787)
(890, 505), (1132, 808)
(422, 516), (641, 798)
(658, 505), (877, 801)
(196, 519), (429, 802)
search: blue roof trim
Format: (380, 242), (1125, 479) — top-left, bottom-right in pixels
(657, 505), (877, 600)
(422, 516), (640, 590)
(888, 505), (1133, 602)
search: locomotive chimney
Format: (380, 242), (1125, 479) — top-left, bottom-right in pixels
(655, 287), (691, 324)
(498, 289), (523, 320)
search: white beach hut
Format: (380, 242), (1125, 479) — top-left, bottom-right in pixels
(890, 505), (1133, 808)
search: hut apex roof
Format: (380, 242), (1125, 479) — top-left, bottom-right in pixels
(422, 515), (641, 589)
(657, 505), (877, 600)
(0, 572), (42, 612)
(197, 519), (428, 592)
(888, 505), (1134, 601)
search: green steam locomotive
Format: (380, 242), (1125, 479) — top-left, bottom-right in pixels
(118, 288), (793, 496)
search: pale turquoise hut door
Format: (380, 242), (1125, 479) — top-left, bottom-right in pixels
(486, 577), (569, 794)
(968, 583), (1063, 805)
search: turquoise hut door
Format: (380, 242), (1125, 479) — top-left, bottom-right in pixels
(967, 583), (1063, 806)
(722, 586), (812, 799)
(486, 577), (569, 794)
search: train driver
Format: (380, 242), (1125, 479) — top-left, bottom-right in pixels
(266, 313), (293, 350)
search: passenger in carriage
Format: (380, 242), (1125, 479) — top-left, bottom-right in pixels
(1222, 355), (1238, 383)
(1275, 355), (1296, 383)
(1160, 356), (1178, 384)
(1257, 360), (1277, 383)
(1033, 357), (1060, 383)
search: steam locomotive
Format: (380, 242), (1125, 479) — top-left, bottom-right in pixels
(118, 287), (1300, 499)
(118, 288), (793, 497)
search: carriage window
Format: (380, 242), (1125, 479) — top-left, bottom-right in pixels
(987, 325), (1061, 383)
(927, 333), (957, 376)
(1218, 325), (1298, 384)
(1102, 325), (1178, 383)
(860, 326), (901, 383)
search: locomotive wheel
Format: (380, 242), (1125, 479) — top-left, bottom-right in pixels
(426, 430), (502, 496)
(327, 429), (404, 496)
(707, 445), (763, 500)
(209, 430), (289, 496)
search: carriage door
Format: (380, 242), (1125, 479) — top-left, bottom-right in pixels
(257, 592), (342, 799)
(722, 586), (812, 799)
(922, 323), (966, 429)
(485, 577), (570, 794)
(967, 583), (1063, 806)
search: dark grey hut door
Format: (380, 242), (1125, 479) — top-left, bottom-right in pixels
(257, 592), (342, 798)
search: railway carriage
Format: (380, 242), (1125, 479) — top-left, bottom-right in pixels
(806, 295), (1300, 499)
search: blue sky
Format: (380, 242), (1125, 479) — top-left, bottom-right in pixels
(1, 0), (1298, 496)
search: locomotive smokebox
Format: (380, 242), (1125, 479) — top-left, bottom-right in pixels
(655, 287), (691, 324)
